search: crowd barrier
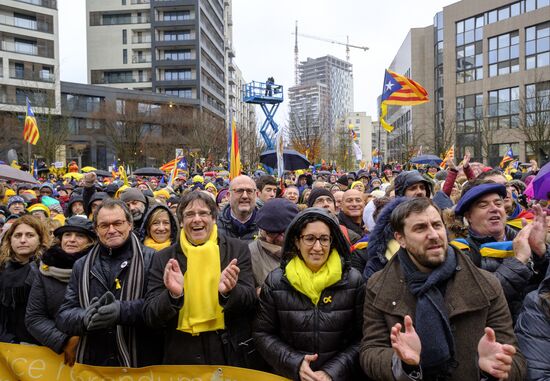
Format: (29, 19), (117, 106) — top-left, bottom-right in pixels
(0, 343), (290, 381)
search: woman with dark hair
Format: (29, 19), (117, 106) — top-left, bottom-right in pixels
(0, 214), (50, 344)
(25, 216), (96, 365)
(253, 208), (365, 380)
(515, 264), (550, 380)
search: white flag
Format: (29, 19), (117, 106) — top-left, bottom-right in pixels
(276, 130), (284, 179)
(352, 142), (363, 161)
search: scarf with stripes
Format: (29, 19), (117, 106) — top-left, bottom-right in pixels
(76, 233), (144, 367)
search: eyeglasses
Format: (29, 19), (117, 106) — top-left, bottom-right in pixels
(182, 211), (212, 219)
(300, 234), (331, 247)
(96, 220), (128, 232)
(231, 188), (256, 195)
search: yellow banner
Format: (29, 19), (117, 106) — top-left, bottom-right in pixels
(0, 343), (290, 381)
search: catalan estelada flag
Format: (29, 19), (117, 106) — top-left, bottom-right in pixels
(23, 97), (40, 145)
(160, 156), (182, 172)
(380, 70), (429, 133)
(228, 117), (240, 180)
(499, 147), (514, 168)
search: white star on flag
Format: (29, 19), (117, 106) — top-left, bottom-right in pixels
(385, 81), (394, 92)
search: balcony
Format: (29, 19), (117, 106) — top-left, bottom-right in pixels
(132, 55), (151, 63)
(0, 15), (53, 33)
(1, 40), (54, 58)
(10, 69), (55, 82)
(130, 0), (150, 4)
(131, 35), (151, 44)
(92, 74), (151, 84)
(14, 0), (57, 9)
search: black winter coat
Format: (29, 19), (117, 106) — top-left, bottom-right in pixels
(0, 260), (39, 344)
(143, 233), (257, 366)
(56, 238), (160, 367)
(217, 204), (258, 241)
(25, 245), (88, 353)
(253, 259), (365, 380)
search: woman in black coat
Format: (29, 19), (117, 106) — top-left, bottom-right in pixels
(253, 208), (365, 381)
(0, 215), (50, 344)
(25, 216), (96, 365)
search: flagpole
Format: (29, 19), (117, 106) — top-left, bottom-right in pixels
(27, 142), (31, 171)
(377, 112), (381, 169)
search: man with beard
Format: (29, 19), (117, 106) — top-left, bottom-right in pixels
(120, 188), (150, 232)
(217, 175), (258, 241)
(361, 198), (526, 381)
(454, 181), (549, 319)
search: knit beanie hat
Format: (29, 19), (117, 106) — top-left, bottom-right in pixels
(27, 203), (50, 217)
(336, 175), (348, 186)
(307, 188), (336, 208)
(7, 195), (26, 209)
(119, 188), (146, 204)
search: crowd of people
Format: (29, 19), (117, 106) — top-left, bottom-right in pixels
(0, 154), (548, 381)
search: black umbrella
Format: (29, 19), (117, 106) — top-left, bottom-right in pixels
(94, 169), (113, 178)
(260, 149), (311, 171)
(410, 154), (443, 165)
(133, 167), (164, 176)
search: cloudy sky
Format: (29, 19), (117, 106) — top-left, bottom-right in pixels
(58, 0), (457, 124)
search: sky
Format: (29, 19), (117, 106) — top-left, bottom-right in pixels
(58, 0), (458, 125)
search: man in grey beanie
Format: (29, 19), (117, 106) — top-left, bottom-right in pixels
(119, 188), (149, 231)
(248, 198), (299, 292)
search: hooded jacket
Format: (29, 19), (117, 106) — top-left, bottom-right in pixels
(137, 204), (178, 244)
(394, 170), (433, 198)
(253, 208), (365, 380)
(515, 264), (550, 381)
(65, 195), (84, 218)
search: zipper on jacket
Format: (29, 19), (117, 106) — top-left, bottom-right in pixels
(314, 303), (319, 355)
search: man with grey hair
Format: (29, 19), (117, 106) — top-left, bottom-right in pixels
(57, 198), (159, 367)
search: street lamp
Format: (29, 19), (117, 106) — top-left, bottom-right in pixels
(72, 143), (87, 170)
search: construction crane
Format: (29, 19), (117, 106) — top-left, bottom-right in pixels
(293, 20), (369, 85)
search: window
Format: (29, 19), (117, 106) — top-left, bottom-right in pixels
(525, 82), (550, 128)
(526, 22), (550, 70)
(122, 49), (127, 64)
(14, 13), (37, 30)
(164, 89), (193, 98)
(355, 119), (361, 124)
(14, 38), (37, 55)
(456, 16), (483, 83)
(102, 13), (131, 25)
(488, 87), (520, 129)
(488, 31), (519, 76)
(122, 29), (127, 44)
(163, 11), (191, 21)
(163, 49), (191, 61)
(14, 63), (24, 79)
(456, 93), (483, 133)
(163, 31), (192, 41)
(164, 69), (192, 81)
(105, 71), (133, 83)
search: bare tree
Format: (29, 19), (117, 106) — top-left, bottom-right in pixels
(288, 102), (328, 164)
(334, 123), (353, 171)
(34, 108), (70, 165)
(239, 114), (265, 172)
(518, 81), (550, 163)
(435, 109), (457, 157)
(185, 110), (227, 166)
(479, 118), (494, 165)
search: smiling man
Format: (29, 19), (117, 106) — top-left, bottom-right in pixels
(56, 199), (159, 367)
(143, 191), (256, 366)
(361, 198), (526, 381)
(454, 180), (549, 319)
(338, 189), (366, 236)
(217, 175), (259, 241)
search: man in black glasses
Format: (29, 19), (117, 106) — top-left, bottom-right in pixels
(217, 175), (259, 241)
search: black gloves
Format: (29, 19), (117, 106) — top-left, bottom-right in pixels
(82, 296), (99, 329)
(85, 292), (121, 331)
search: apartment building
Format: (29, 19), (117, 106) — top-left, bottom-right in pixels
(0, 0), (60, 114)
(86, 0), (226, 120)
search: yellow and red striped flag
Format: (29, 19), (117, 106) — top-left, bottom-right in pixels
(440, 145), (455, 169)
(23, 97), (40, 145)
(159, 156), (183, 172)
(228, 117), (240, 180)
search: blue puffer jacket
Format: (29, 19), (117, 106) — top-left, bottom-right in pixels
(515, 264), (550, 381)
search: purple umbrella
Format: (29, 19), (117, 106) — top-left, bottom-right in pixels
(532, 161), (550, 200)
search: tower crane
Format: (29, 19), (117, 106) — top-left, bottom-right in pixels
(292, 21), (369, 85)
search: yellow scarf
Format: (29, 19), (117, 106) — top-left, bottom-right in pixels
(143, 236), (171, 251)
(285, 249), (342, 305)
(177, 225), (225, 335)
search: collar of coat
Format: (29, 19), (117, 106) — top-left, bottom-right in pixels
(368, 248), (500, 319)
